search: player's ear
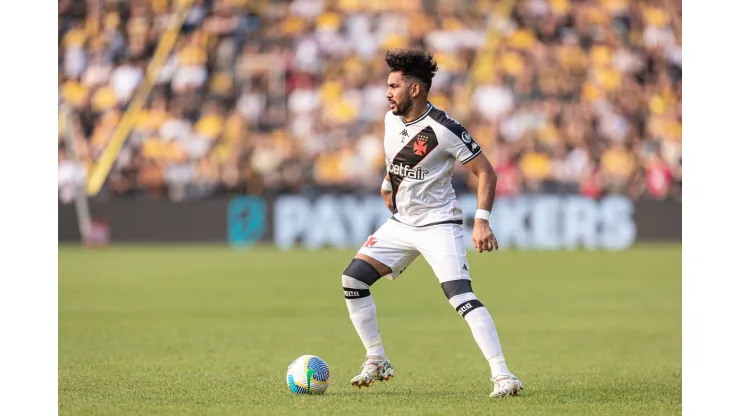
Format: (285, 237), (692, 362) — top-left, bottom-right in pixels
(410, 82), (420, 98)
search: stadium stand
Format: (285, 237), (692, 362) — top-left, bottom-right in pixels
(58, 0), (682, 202)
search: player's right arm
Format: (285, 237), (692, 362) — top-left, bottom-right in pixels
(380, 112), (395, 213)
(381, 172), (394, 212)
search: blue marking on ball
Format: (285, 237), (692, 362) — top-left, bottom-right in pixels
(288, 374), (307, 394)
(307, 356), (330, 382)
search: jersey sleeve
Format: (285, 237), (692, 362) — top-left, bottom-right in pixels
(436, 120), (482, 164)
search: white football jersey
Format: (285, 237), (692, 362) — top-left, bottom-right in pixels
(384, 102), (482, 227)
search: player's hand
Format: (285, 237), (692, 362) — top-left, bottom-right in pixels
(381, 189), (395, 213)
(472, 219), (498, 253)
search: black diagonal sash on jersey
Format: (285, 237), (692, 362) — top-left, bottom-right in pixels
(388, 125), (439, 211)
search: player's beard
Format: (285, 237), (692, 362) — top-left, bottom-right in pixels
(391, 92), (412, 116)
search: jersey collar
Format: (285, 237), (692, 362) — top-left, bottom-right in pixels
(401, 101), (434, 126)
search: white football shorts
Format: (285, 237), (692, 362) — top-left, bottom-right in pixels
(357, 218), (471, 283)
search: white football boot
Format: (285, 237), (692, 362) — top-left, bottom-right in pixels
(490, 374), (524, 397)
(350, 356), (395, 388)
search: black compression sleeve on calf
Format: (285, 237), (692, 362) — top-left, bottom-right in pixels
(455, 299), (484, 318)
(343, 258), (382, 287)
(343, 287), (371, 299)
(441, 279), (473, 299)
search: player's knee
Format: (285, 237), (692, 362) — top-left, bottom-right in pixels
(441, 279), (485, 317)
(342, 258), (381, 287)
(342, 258), (382, 300)
(441, 279), (474, 300)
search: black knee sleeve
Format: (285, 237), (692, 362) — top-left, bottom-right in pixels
(441, 279), (483, 317)
(343, 258), (382, 287)
(440, 279), (473, 300)
(342, 258), (382, 299)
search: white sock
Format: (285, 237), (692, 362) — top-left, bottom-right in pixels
(450, 293), (511, 378)
(342, 275), (387, 360)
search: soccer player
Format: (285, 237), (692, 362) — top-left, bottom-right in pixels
(340, 49), (524, 398)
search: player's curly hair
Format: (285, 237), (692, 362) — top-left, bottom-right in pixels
(385, 48), (438, 92)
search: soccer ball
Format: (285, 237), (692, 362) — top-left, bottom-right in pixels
(286, 354), (331, 394)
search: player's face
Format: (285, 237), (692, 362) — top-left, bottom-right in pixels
(386, 71), (413, 116)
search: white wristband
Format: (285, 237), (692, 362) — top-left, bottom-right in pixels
(381, 179), (392, 192)
(475, 209), (491, 221)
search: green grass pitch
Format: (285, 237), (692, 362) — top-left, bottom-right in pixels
(59, 244), (681, 415)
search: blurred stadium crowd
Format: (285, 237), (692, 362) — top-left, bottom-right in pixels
(58, 0), (681, 202)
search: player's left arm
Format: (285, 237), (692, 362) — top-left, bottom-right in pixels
(463, 153), (499, 253)
(437, 120), (499, 253)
